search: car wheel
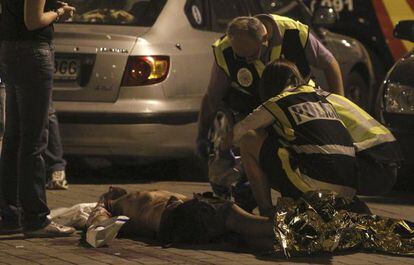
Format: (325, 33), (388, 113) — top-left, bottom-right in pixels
(345, 71), (370, 111)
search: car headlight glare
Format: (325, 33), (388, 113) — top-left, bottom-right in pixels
(384, 82), (414, 114)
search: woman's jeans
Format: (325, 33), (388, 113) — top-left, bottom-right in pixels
(0, 41), (54, 230)
(46, 106), (67, 174)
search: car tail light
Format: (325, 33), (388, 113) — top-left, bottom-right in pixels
(121, 56), (169, 86)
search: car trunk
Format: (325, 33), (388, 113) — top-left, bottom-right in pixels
(52, 24), (149, 102)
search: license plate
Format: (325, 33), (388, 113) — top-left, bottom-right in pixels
(54, 58), (79, 80)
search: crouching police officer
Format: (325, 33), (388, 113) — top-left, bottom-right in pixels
(196, 15), (344, 204)
(229, 59), (402, 216)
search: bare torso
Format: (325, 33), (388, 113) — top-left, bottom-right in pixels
(110, 190), (188, 236)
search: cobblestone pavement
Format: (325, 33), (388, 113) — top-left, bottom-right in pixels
(1, 180), (414, 265)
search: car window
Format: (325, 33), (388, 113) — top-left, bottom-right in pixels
(185, 0), (208, 30)
(259, 0), (311, 25)
(210, 0), (248, 33)
(59, 0), (167, 26)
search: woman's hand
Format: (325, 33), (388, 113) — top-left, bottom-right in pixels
(58, 5), (76, 22)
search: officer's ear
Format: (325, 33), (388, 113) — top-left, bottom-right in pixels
(261, 33), (269, 47)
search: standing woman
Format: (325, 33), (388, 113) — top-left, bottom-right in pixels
(0, 0), (75, 237)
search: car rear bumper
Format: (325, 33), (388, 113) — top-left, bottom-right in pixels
(58, 122), (197, 158)
(58, 111), (198, 125)
(54, 97), (201, 158)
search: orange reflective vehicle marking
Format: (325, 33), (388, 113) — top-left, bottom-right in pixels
(372, 0), (414, 61)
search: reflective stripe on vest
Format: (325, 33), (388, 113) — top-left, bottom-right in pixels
(326, 94), (396, 152)
(354, 133), (396, 152)
(213, 36), (231, 76)
(291, 144), (356, 157)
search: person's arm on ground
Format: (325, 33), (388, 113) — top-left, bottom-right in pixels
(305, 32), (344, 95)
(196, 63), (230, 157)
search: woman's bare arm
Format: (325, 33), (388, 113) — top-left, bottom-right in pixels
(232, 106), (275, 145)
(24, 0), (57, 30)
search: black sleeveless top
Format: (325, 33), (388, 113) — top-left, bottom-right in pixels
(0, 0), (4, 40)
(1, 0), (58, 42)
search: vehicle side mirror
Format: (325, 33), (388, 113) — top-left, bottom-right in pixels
(394, 20), (414, 42)
(312, 7), (337, 28)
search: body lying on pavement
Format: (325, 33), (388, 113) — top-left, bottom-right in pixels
(85, 186), (414, 258)
(86, 187), (275, 249)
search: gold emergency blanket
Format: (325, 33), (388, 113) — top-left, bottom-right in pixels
(272, 191), (414, 257)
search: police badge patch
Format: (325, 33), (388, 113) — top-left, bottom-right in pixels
(237, 68), (253, 87)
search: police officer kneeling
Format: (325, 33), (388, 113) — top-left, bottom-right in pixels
(227, 59), (402, 217)
(198, 15), (345, 204)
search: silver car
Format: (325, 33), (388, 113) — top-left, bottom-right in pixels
(52, 0), (374, 160)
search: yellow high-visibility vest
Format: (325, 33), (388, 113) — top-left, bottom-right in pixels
(326, 93), (396, 152)
(212, 14), (310, 79)
(212, 14), (312, 115)
(262, 84), (358, 199)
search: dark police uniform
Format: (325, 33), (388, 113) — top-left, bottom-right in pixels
(260, 85), (357, 200)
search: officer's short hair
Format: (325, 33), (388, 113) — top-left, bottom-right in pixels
(227, 16), (266, 42)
